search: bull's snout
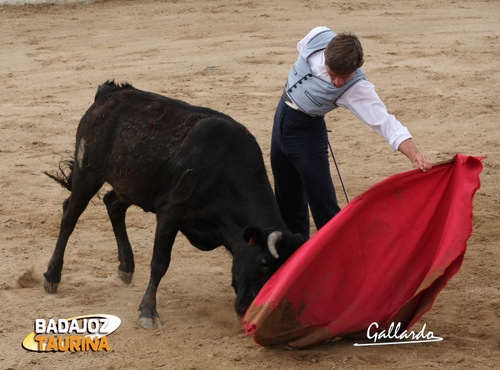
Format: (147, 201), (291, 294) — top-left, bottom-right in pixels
(234, 290), (254, 317)
(235, 305), (248, 317)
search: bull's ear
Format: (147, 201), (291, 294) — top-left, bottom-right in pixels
(243, 227), (265, 246)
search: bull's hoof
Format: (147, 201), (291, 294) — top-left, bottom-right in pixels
(118, 269), (133, 284)
(42, 278), (59, 293)
(139, 316), (162, 330)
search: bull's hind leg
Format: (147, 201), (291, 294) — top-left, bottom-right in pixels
(138, 211), (179, 329)
(103, 190), (134, 284)
(43, 172), (104, 293)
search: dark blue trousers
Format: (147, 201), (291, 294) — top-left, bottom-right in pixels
(270, 98), (341, 237)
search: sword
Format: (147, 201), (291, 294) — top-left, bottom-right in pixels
(327, 131), (350, 203)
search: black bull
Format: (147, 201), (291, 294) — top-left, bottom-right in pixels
(43, 81), (306, 329)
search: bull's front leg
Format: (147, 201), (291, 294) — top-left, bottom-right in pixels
(139, 212), (178, 330)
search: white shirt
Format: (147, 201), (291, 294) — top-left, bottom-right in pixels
(298, 27), (411, 151)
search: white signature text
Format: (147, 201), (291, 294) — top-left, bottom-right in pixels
(354, 322), (443, 346)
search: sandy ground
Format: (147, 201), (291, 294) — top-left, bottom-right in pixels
(1, 0), (499, 368)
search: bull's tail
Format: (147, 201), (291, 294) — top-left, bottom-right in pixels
(44, 160), (74, 191)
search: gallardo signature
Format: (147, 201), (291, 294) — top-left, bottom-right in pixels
(354, 322), (443, 346)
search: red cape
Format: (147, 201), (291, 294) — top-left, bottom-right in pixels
(243, 154), (484, 348)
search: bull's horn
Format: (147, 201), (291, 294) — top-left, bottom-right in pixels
(267, 231), (283, 259)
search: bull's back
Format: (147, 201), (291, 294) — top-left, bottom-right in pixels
(78, 82), (229, 169)
(75, 82), (261, 212)
(80, 82), (227, 147)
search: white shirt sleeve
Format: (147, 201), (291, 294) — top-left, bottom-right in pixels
(336, 80), (412, 150)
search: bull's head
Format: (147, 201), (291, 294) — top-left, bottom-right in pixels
(231, 227), (306, 316)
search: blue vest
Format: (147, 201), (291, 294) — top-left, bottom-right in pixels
(286, 29), (366, 116)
